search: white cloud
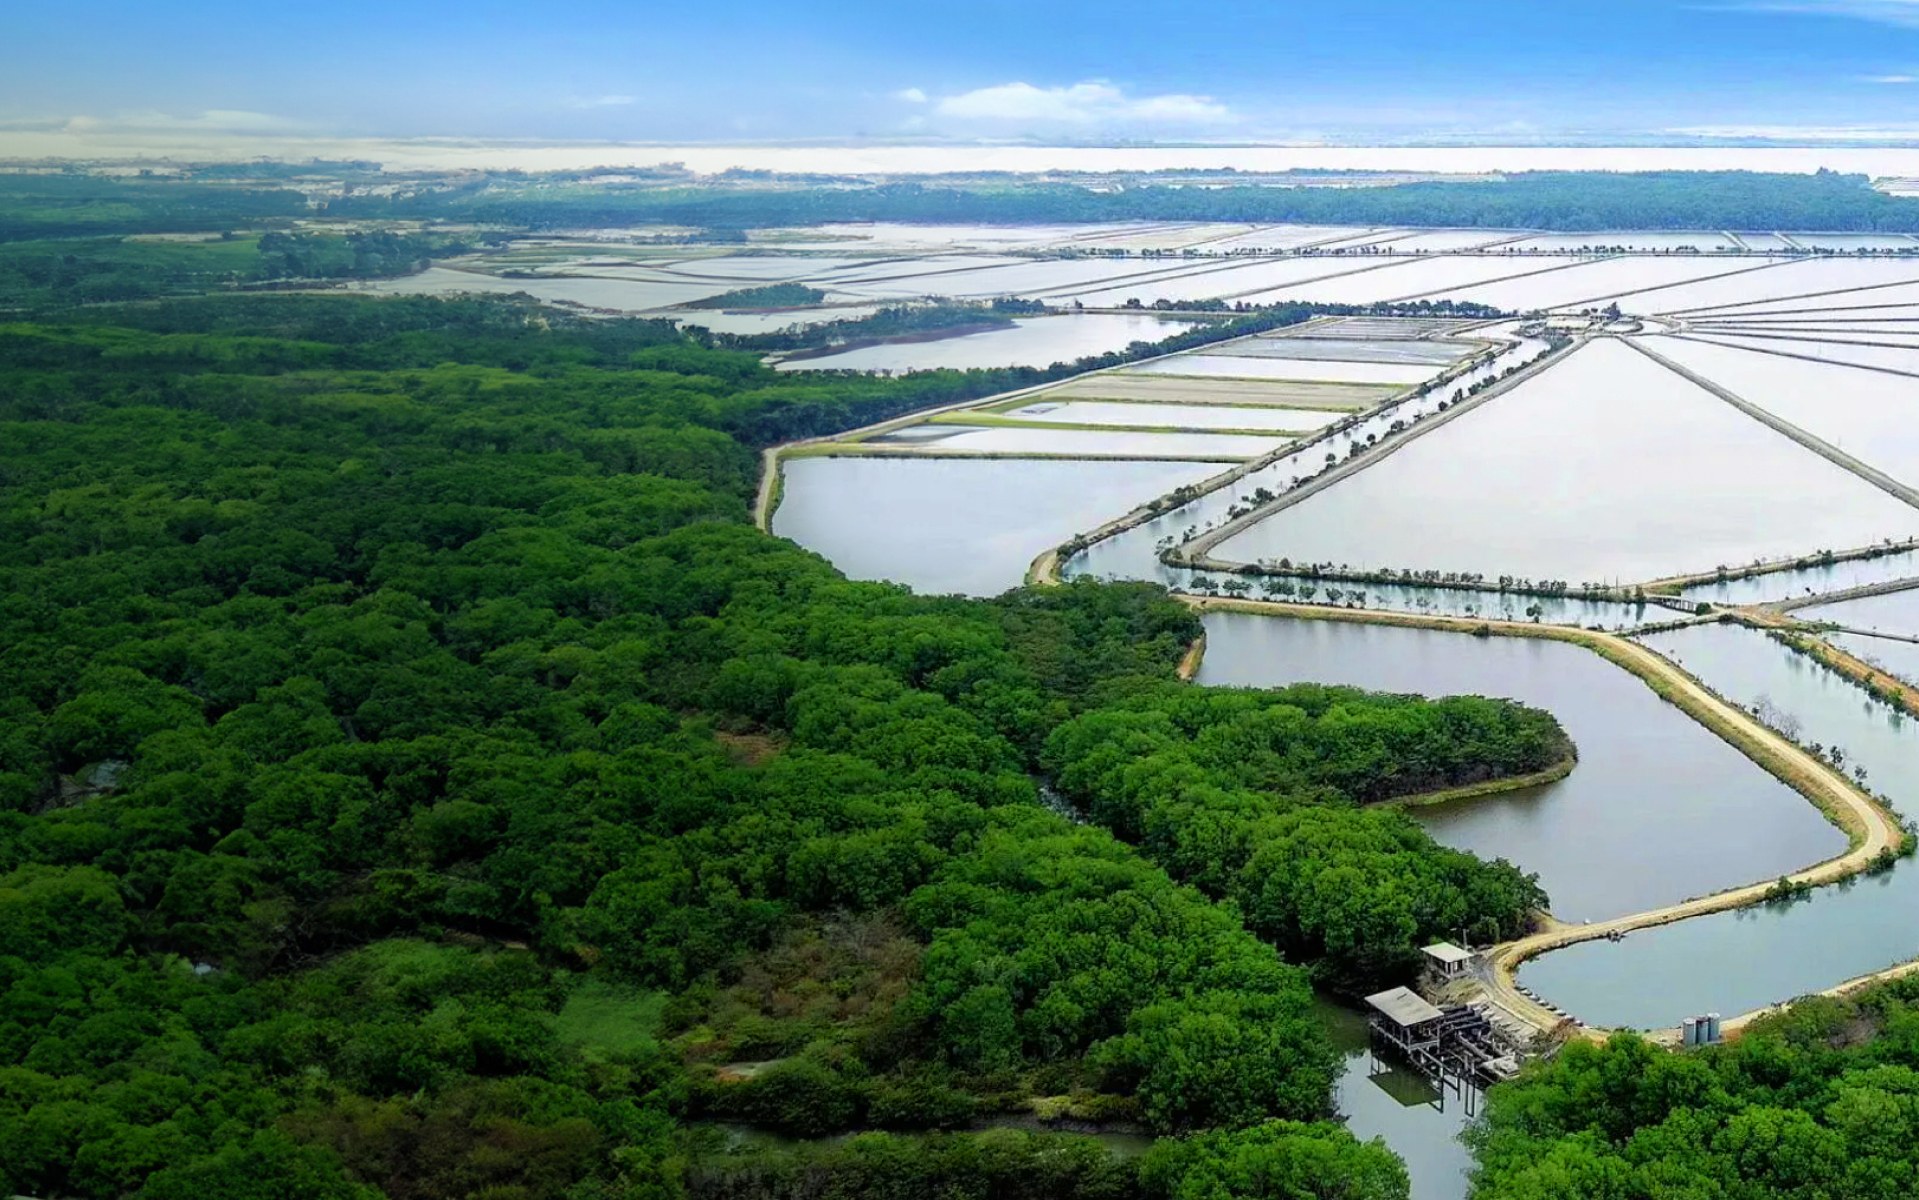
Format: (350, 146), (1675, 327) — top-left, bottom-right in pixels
(570, 94), (638, 109)
(929, 80), (1234, 127)
(43, 109), (302, 134)
(1719, 1), (1919, 27)
(893, 87), (928, 104)
(1861, 73), (1919, 82)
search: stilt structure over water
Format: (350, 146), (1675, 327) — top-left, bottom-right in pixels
(1364, 985), (1525, 1087)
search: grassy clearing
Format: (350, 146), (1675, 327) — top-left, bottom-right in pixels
(553, 979), (667, 1061)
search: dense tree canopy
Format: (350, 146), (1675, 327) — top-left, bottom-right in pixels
(342, 170), (1919, 235)
(0, 287), (1559, 1197)
(1467, 974), (1919, 1199)
(1044, 686), (1558, 988)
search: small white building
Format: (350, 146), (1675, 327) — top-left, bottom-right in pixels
(1422, 941), (1477, 981)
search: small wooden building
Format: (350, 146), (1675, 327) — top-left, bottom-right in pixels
(1364, 986), (1445, 1060)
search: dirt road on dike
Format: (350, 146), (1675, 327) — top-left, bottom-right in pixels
(1176, 597), (1904, 1041)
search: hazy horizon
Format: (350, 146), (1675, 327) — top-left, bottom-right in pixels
(19, 0), (1919, 158)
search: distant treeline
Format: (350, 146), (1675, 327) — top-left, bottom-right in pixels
(0, 230), (471, 309)
(684, 282), (828, 309)
(336, 169), (1919, 233)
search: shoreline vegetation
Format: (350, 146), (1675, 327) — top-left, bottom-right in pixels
(763, 309), (1919, 1047)
(1167, 597), (1909, 1041)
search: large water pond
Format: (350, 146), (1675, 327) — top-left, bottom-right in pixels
(1192, 612), (1840, 920)
(1687, 331), (1919, 376)
(1677, 550), (1919, 605)
(1068, 340), (1552, 587)
(1209, 339), (1919, 586)
(1506, 232), (1744, 253)
(1647, 336), (1919, 488)
(1060, 257), (1395, 308)
(1219, 336), (1468, 365)
(1442, 257), (1783, 313)
(775, 313), (1195, 372)
(673, 306), (881, 334)
(1639, 257), (1919, 316)
(1801, 586), (1919, 635)
(771, 455), (1221, 596)
(1042, 374), (1391, 408)
(1519, 622), (1919, 1029)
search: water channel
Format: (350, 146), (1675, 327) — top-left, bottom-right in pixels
(1514, 622), (1919, 1029)
(1191, 612), (1841, 921)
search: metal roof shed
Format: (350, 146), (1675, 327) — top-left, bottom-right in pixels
(1364, 986), (1444, 1030)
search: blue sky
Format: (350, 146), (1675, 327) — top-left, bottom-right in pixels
(13, 0), (1919, 144)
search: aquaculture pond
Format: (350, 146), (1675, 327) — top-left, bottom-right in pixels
(1209, 339), (1919, 586)
(1259, 254), (1586, 306)
(1801, 585), (1919, 635)
(1638, 256), (1919, 315)
(1058, 256), (1390, 308)
(776, 312), (1196, 372)
(1441, 256), (1780, 313)
(1002, 398), (1342, 433)
(1519, 622), (1919, 1030)
(1191, 612), (1840, 921)
(771, 455), (1222, 595)
(1065, 339), (1553, 585)
(866, 424), (1281, 460)
(1646, 335), (1919, 488)
(1676, 549), (1919, 605)
(1827, 633), (1919, 685)
(1124, 353), (1436, 385)
(1686, 331), (1919, 376)
(1041, 374), (1390, 408)
(671, 305), (881, 334)
(1219, 336), (1469, 364)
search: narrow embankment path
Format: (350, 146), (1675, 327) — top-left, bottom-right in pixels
(1171, 596), (1903, 1041)
(1172, 336), (1581, 567)
(1627, 337), (1919, 512)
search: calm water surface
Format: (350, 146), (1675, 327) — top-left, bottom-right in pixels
(1678, 550), (1919, 605)
(869, 424), (1279, 459)
(1212, 339), (1919, 586)
(1647, 336), (1919, 488)
(778, 313), (1195, 372)
(1126, 353), (1436, 385)
(1520, 622), (1919, 1029)
(1801, 584), (1919, 634)
(1006, 399), (1342, 433)
(1316, 996), (1478, 1200)
(1193, 612), (1840, 920)
(772, 456), (1220, 595)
